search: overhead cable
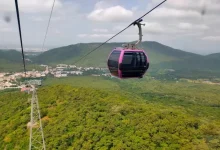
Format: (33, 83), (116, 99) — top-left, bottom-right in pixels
(73, 0), (167, 64)
(41, 0), (56, 51)
(15, 0), (26, 74)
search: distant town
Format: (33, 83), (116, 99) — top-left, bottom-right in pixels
(0, 64), (112, 91)
(1, 64), (220, 91)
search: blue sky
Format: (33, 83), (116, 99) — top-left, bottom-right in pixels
(0, 0), (220, 54)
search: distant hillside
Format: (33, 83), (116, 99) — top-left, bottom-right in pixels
(0, 50), (23, 72)
(142, 41), (199, 61)
(0, 49), (22, 62)
(33, 41), (201, 66)
(155, 53), (220, 72)
(32, 41), (220, 77)
(206, 53), (220, 61)
(1, 42), (219, 77)
(0, 50), (43, 72)
(33, 43), (122, 66)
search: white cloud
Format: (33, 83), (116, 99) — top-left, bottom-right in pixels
(87, 5), (133, 22)
(178, 22), (192, 29)
(202, 36), (220, 41)
(0, 27), (13, 32)
(1, 0), (220, 54)
(90, 34), (114, 38)
(93, 29), (108, 33)
(151, 0), (220, 16)
(112, 21), (204, 36)
(162, 0), (204, 10)
(78, 34), (88, 38)
(0, 0), (15, 12)
(30, 15), (61, 23)
(165, 0), (220, 15)
(78, 34), (114, 38)
(193, 24), (209, 30)
(182, 32), (204, 37)
(77, 32), (143, 40)
(54, 29), (61, 34)
(51, 17), (61, 21)
(0, 0), (62, 13)
(31, 17), (44, 22)
(131, 6), (139, 12)
(128, 21), (208, 37)
(112, 26), (125, 31)
(142, 22), (163, 34)
(141, 0), (218, 45)
(0, 19), (14, 32)
(178, 22), (209, 30)
(150, 7), (201, 18)
(31, 16), (60, 22)
(94, 1), (112, 9)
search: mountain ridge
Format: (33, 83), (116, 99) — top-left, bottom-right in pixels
(0, 42), (219, 76)
(33, 41), (203, 66)
(32, 41), (220, 73)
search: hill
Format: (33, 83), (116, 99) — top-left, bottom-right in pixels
(206, 53), (220, 61)
(0, 49), (44, 72)
(1, 42), (220, 77)
(153, 53), (220, 78)
(142, 41), (199, 60)
(0, 49), (23, 62)
(0, 50), (24, 72)
(33, 41), (201, 66)
(0, 77), (220, 149)
(32, 41), (220, 78)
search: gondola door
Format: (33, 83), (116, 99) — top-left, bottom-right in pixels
(119, 51), (148, 78)
(107, 50), (121, 77)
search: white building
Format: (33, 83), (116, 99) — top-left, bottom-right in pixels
(57, 64), (68, 68)
(40, 64), (48, 67)
(36, 73), (41, 78)
(4, 82), (13, 87)
(41, 74), (46, 77)
(69, 65), (76, 68)
(92, 74), (100, 77)
(61, 74), (67, 77)
(70, 71), (83, 75)
(54, 74), (61, 78)
(0, 73), (5, 78)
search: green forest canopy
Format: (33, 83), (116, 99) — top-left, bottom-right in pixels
(0, 77), (220, 149)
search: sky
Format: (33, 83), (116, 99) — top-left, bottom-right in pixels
(0, 0), (220, 55)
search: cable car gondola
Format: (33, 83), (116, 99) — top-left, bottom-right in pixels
(107, 19), (149, 79)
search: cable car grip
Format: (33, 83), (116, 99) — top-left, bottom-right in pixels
(122, 19), (145, 50)
(133, 19), (145, 46)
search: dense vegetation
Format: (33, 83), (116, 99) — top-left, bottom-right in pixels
(0, 76), (220, 149)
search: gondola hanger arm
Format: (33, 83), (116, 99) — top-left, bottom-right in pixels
(133, 19), (145, 46)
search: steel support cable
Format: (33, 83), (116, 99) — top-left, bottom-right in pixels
(73, 0), (167, 64)
(15, 0), (26, 75)
(41, 0), (56, 51)
(15, 0), (56, 75)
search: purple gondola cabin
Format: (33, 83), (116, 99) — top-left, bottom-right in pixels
(107, 19), (149, 79)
